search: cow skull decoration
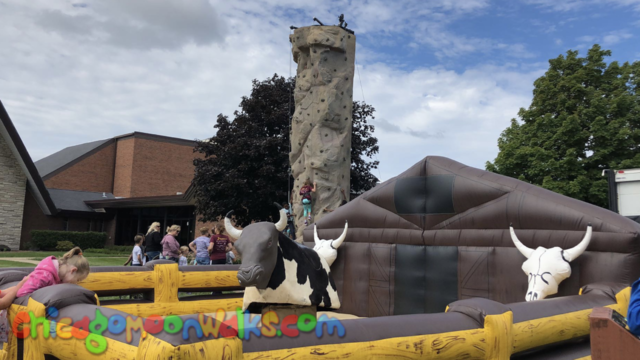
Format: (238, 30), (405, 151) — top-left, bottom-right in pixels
(510, 223), (592, 301)
(313, 221), (348, 266)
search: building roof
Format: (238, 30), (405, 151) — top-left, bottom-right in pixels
(0, 101), (57, 216)
(34, 131), (197, 180)
(35, 139), (112, 178)
(48, 188), (115, 213)
(85, 193), (191, 209)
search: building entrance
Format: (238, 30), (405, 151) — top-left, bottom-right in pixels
(115, 206), (196, 246)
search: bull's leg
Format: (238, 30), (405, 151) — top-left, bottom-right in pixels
(309, 288), (332, 308)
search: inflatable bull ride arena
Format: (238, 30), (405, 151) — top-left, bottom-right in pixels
(2, 18), (639, 360)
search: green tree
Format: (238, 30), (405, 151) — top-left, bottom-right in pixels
(192, 74), (379, 225)
(487, 45), (640, 208)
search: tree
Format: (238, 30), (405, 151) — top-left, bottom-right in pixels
(486, 45), (640, 208)
(351, 101), (380, 196)
(193, 74), (379, 225)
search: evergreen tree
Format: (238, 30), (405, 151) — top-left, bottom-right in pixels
(486, 45), (640, 208)
(193, 74), (379, 225)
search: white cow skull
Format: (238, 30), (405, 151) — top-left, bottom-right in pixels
(510, 223), (592, 301)
(313, 221), (348, 266)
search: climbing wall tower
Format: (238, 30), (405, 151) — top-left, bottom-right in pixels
(289, 25), (356, 239)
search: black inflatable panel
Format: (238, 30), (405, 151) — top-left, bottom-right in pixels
(394, 245), (458, 314)
(425, 246), (458, 313)
(394, 245), (426, 315)
(394, 175), (455, 215)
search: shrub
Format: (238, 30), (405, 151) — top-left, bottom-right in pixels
(31, 231), (107, 251)
(55, 241), (75, 251)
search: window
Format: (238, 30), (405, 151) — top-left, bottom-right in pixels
(63, 218), (69, 231)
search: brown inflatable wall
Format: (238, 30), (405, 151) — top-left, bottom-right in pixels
(305, 156), (640, 317)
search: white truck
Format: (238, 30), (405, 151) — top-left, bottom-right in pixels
(603, 168), (640, 222)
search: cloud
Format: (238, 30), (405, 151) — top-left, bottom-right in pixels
(555, 38), (563, 45)
(575, 30), (633, 48)
(351, 62), (545, 179)
(0, 0), (543, 182)
(36, 0), (226, 50)
(372, 118), (445, 140)
(524, 0), (640, 11)
(602, 31), (633, 45)
(415, 25), (535, 59)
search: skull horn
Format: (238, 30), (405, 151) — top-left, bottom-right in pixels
(314, 224), (320, 245)
(273, 202), (287, 232)
(224, 210), (243, 240)
(563, 223), (592, 262)
(510, 223), (535, 259)
(331, 221), (349, 249)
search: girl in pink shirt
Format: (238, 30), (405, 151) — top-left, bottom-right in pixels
(17, 247), (90, 298)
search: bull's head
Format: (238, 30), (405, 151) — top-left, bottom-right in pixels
(225, 203), (288, 289)
(510, 223), (592, 301)
(313, 221), (348, 266)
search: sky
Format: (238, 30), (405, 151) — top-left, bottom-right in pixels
(1, 0), (639, 182)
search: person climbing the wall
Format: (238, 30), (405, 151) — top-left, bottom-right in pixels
(300, 178), (317, 225)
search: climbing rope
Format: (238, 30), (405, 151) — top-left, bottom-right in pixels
(288, 28), (294, 204)
(354, 57), (383, 182)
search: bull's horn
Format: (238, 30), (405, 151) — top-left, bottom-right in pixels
(563, 223), (592, 262)
(510, 223), (534, 259)
(224, 210), (243, 239)
(314, 224), (320, 245)
(331, 221), (349, 249)
(273, 202), (287, 232)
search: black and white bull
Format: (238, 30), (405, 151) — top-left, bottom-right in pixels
(225, 203), (348, 311)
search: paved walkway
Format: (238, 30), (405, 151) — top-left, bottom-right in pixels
(0, 257), (40, 265)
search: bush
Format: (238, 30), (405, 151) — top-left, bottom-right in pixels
(55, 241), (75, 251)
(31, 231), (107, 251)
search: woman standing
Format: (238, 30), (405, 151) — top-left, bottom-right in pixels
(161, 225), (181, 263)
(145, 222), (163, 261)
(208, 224), (232, 265)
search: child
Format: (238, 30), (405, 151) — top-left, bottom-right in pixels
(124, 234), (146, 266)
(179, 246), (190, 266)
(0, 275), (30, 343)
(299, 179), (317, 225)
(17, 247), (90, 298)
(132, 235), (146, 266)
(189, 227), (211, 265)
(0, 275), (30, 309)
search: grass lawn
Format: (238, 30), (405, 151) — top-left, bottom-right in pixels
(0, 260), (37, 268)
(0, 251), (129, 258)
(0, 257), (129, 268)
(24, 257), (129, 267)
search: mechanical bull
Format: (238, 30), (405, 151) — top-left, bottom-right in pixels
(510, 223), (592, 301)
(225, 203), (348, 311)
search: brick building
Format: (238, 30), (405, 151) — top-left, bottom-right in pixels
(0, 100), (213, 250)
